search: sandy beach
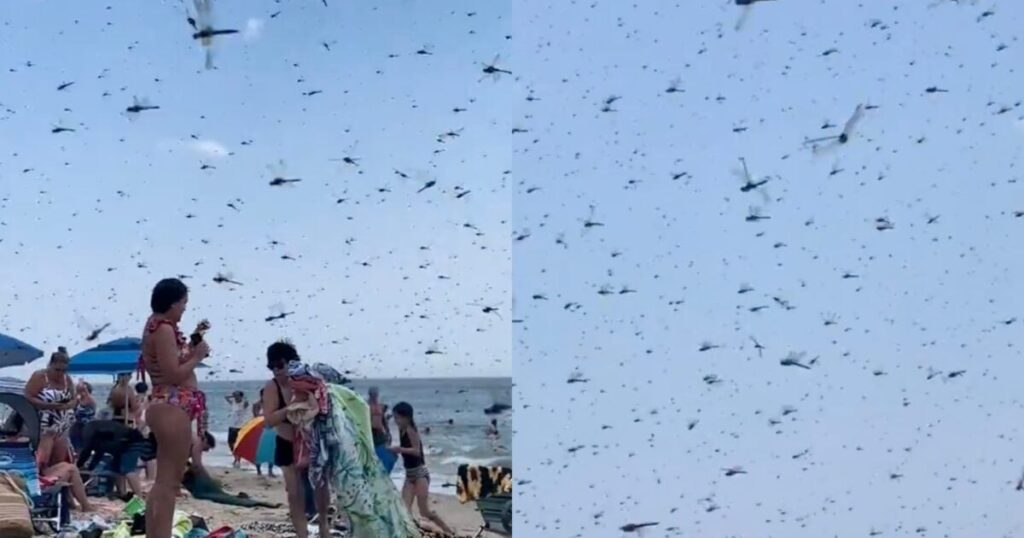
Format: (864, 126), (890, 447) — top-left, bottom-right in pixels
(166, 466), (481, 538)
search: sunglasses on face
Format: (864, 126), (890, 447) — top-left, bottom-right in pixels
(268, 362), (285, 371)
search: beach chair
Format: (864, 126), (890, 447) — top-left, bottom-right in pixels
(0, 440), (70, 533)
(471, 493), (512, 537)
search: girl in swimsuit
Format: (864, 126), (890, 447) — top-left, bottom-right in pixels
(391, 401), (454, 535)
(138, 278), (211, 538)
(24, 349), (77, 469)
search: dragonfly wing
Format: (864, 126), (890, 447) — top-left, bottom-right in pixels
(843, 104), (864, 136)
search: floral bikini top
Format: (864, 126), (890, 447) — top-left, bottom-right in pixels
(136, 316), (188, 383)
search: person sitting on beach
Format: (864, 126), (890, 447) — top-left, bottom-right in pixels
(76, 418), (146, 499)
(368, 387), (389, 447)
(2, 412), (94, 512)
(390, 402), (454, 536)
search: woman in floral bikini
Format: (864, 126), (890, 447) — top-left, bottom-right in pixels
(137, 278), (211, 538)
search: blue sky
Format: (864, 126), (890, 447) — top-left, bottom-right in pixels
(0, 0), (512, 379)
(512, 0), (1024, 536)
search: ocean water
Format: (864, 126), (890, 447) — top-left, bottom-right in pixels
(90, 377), (511, 496)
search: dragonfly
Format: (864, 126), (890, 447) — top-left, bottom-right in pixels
(124, 96), (160, 118)
(264, 302), (295, 323)
(745, 206), (770, 222)
(469, 303), (502, 319)
(329, 140), (361, 169)
(267, 159), (302, 186)
(212, 271), (243, 286)
(734, 157), (772, 204)
(185, 0), (239, 70)
(567, 368), (589, 384)
(804, 104), (865, 153)
(581, 205), (604, 234)
(479, 55), (512, 82)
(77, 315), (112, 342)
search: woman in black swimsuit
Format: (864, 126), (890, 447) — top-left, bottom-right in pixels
(261, 340), (328, 538)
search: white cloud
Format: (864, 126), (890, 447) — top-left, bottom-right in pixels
(189, 139), (229, 159)
(244, 18), (264, 41)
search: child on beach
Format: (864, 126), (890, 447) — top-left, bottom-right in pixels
(390, 402), (454, 536)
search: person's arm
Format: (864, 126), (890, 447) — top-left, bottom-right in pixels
(262, 382), (290, 427)
(153, 325), (207, 384)
(23, 371), (64, 410)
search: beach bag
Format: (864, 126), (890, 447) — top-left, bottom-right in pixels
(0, 470), (33, 538)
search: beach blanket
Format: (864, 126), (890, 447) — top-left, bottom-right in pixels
(326, 384), (420, 538)
(456, 464), (513, 503)
(182, 468), (281, 509)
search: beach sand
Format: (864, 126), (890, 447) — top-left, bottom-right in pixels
(125, 466), (484, 538)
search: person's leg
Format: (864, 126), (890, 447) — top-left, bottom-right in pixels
(401, 478), (415, 513)
(268, 463), (276, 477)
(145, 404), (191, 538)
(314, 483), (331, 538)
(415, 477), (453, 535)
(52, 435), (72, 464)
(281, 466), (308, 538)
(256, 463), (263, 476)
(125, 471), (145, 498)
(43, 462), (93, 512)
(36, 433), (55, 469)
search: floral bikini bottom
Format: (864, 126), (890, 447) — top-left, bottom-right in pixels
(149, 385), (209, 437)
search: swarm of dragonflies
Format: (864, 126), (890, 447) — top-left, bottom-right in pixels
(803, 104), (865, 154)
(185, 0), (239, 70)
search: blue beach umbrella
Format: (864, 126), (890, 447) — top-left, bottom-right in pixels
(68, 337), (142, 375)
(0, 334), (44, 370)
(69, 337), (209, 375)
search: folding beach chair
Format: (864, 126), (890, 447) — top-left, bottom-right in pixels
(471, 493), (512, 537)
(0, 440), (70, 534)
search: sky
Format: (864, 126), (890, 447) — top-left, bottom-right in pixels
(510, 1), (1024, 537)
(5, 1), (1024, 536)
(0, 0), (512, 379)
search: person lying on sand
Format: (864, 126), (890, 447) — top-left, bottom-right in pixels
(181, 463), (282, 509)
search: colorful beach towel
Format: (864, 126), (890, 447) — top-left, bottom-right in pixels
(326, 384), (420, 538)
(456, 464), (513, 503)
